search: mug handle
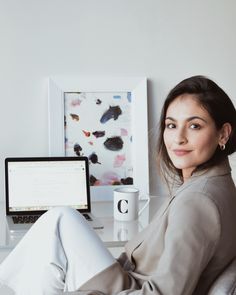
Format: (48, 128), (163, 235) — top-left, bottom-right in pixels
(138, 195), (150, 216)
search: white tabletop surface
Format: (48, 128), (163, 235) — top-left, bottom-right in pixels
(0, 196), (166, 250)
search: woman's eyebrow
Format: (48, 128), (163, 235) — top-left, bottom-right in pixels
(165, 116), (207, 123)
(165, 117), (176, 121)
(187, 116), (207, 123)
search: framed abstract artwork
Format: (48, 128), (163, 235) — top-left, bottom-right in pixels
(48, 76), (149, 201)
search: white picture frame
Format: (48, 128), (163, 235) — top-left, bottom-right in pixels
(48, 76), (149, 201)
(229, 153), (236, 184)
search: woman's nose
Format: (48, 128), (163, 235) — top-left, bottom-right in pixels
(174, 129), (188, 145)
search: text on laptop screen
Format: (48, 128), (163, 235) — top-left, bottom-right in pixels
(7, 160), (89, 212)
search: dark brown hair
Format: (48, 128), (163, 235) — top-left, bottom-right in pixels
(157, 75), (236, 184)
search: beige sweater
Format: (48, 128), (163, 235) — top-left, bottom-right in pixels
(66, 159), (236, 295)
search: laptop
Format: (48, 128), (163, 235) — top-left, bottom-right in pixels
(5, 156), (103, 233)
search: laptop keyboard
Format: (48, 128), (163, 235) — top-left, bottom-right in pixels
(12, 215), (40, 224)
(12, 213), (93, 224)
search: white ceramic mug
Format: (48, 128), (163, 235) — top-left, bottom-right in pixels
(113, 187), (150, 221)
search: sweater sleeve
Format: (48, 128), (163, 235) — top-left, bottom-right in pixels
(65, 193), (221, 295)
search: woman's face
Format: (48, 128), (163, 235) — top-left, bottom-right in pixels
(163, 94), (222, 180)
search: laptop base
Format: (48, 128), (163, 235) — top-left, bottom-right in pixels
(6, 211), (103, 234)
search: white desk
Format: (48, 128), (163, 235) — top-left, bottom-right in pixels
(0, 196), (166, 258)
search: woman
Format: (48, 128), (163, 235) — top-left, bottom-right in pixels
(1, 75), (236, 295)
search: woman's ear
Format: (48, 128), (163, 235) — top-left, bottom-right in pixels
(218, 123), (232, 145)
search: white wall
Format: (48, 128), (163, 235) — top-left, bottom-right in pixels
(0, 0), (236, 201)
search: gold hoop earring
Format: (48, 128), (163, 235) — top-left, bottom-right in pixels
(220, 144), (226, 151)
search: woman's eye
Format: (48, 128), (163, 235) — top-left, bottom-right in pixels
(190, 124), (201, 129)
(166, 123), (176, 129)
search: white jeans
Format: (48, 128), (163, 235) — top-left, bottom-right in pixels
(0, 207), (115, 295)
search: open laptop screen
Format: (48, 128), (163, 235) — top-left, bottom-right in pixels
(5, 157), (91, 215)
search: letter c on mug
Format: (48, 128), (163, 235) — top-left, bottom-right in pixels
(117, 199), (128, 214)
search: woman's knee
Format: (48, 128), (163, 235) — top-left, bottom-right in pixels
(50, 206), (77, 215)
(40, 206), (80, 223)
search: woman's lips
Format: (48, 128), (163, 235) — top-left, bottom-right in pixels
(173, 149), (192, 156)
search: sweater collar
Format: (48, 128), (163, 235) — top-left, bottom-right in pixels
(172, 158), (231, 197)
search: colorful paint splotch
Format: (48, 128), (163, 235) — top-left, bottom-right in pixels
(113, 154), (126, 168)
(121, 177), (133, 185)
(120, 128), (128, 136)
(70, 113), (80, 121)
(96, 99), (102, 105)
(89, 152), (101, 164)
(100, 106), (122, 123)
(90, 172), (121, 186)
(71, 99), (82, 106)
(74, 143), (82, 156)
(100, 171), (121, 185)
(127, 92), (132, 102)
(104, 136), (123, 151)
(92, 131), (105, 138)
(82, 130), (91, 137)
(64, 92), (133, 187)
(90, 174), (100, 186)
